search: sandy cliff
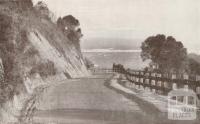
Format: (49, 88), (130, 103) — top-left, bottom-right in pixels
(0, 0), (89, 123)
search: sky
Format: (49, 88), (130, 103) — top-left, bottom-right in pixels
(33, 0), (200, 53)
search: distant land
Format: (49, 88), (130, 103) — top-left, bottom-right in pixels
(81, 38), (142, 50)
(82, 49), (141, 53)
(188, 53), (200, 63)
(81, 38), (200, 55)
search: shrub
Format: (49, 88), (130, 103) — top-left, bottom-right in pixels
(30, 60), (57, 78)
(84, 57), (94, 69)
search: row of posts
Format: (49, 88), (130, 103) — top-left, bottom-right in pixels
(113, 64), (200, 96)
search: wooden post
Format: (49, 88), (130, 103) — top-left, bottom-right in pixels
(172, 74), (177, 90)
(196, 75), (200, 101)
(154, 73), (159, 94)
(183, 73), (189, 90)
(196, 87), (200, 97)
(131, 74), (134, 82)
(157, 73), (163, 94)
(138, 71), (141, 89)
(163, 81), (168, 95)
(157, 74), (162, 87)
(151, 73), (156, 93)
(149, 72), (152, 92)
(140, 77), (144, 90)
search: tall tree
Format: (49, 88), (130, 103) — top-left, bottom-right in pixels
(141, 34), (187, 73)
(56, 15), (83, 43)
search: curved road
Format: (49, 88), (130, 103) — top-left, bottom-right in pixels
(33, 74), (199, 124)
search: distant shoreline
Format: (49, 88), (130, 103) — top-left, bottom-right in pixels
(82, 49), (141, 53)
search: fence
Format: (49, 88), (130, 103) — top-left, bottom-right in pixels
(113, 64), (200, 96)
(89, 68), (113, 74)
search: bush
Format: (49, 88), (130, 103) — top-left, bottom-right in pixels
(33, 1), (49, 19)
(0, 84), (14, 103)
(84, 58), (94, 69)
(30, 60), (57, 77)
(25, 47), (39, 57)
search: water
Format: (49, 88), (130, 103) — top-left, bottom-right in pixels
(83, 51), (149, 70)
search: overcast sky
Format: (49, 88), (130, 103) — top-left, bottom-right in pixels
(33, 0), (200, 53)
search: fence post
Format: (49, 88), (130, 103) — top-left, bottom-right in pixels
(151, 72), (156, 93)
(144, 72), (149, 92)
(162, 73), (169, 95)
(133, 72), (136, 89)
(132, 72), (136, 88)
(135, 71), (139, 89)
(149, 72), (152, 92)
(140, 72), (144, 90)
(171, 73), (177, 90)
(154, 73), (159, 94)
(156, 73), (162, 94)
(183, 73), (189, 90)
(196, 75), (200, 101)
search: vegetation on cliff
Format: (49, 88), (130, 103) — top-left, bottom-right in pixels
(57, 15), (83, 51)
(0, 0), (87, 106)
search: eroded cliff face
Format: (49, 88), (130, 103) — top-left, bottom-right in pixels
(0, 0), (89, 123)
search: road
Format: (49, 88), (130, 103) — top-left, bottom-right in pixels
(33, 74), (199, 124)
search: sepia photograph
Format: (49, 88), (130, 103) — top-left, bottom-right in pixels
(0, 0), (199, 124)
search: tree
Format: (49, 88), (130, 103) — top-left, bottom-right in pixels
(57, 17), (62, 27)
(18, 0), (33, 9)
(34, 1), (50, 19)
(62, 15), (79, 27)
(141, 34), (187, 73)
(56, 15), (83, 43)
(57, 15), (80, 31)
